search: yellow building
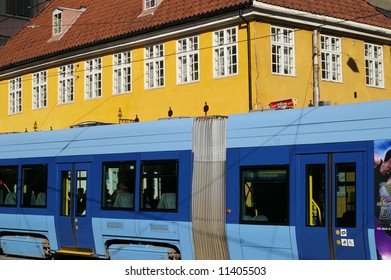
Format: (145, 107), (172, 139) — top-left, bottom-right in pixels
(0, 0), (390, 133)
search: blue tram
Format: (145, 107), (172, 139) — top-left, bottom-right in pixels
(0, 100), (390, 260)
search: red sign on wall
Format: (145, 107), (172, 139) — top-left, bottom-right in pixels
(269, 98), (297, 109)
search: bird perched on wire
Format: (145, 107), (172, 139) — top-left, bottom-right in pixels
(168, 107), (173, 118)
(203, 102), (209, 116)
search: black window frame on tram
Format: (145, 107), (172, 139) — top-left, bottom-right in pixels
(102, 161), (136, 210)
(140, 160), (178, 212)
(0, 165), (18, 207)
(240, 165), (289, 225)
(20, 164), (48, 208)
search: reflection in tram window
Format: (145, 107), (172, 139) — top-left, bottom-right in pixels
(140, 160), (178, 211)
(240, 166), (289, 224)
(76, 170), (87, 216)
(102, 161), (136, 209)
(60, 171), (71, 216)
(336, 163), (356, 228)
(0, 166), (18, 207)
(21, 165), (48, 207)
(306, 164), (325, 227)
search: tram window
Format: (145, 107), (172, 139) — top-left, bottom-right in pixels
(21, 165), (48, 207)
(102, 161), (136, 210)
(240, 166), (289, 225)
(336, 163), (356, 228)
(306, 164), (326, 227)
(140, 160), (178, 211)
(0, 166), (18, 207)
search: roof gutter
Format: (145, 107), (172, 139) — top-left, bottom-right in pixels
(253, 1), (391, 43)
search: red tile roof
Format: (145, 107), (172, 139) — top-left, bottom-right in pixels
(0, 0), (389, 70)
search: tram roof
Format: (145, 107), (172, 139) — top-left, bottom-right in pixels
(0, 117), (194, 160)
(227, 100), (391, 148)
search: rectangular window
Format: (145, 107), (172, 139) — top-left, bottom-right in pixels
(59, 64), (74, 104)
(145, 44), (164, 89)
(306, 164), (326, 227)
(140, 160), (178, 211)
(336, 163), (356, 228)
(53, 10), (62, 35)
(241, 166), (289, 224)
(177, 36), (199, 84)
(145, 0), (156, 9)
(0, 166), (18, 206)
(21, 165), (48, 207)
(9, 77), (22, 115)
(85, 58), (102, 99)
(213, 27), (238, 78)
(113, 51), (132, 94)
(271, 26), (295, 76)
(102, 162), (136, 209)
(321, 35), (342, 82)
(365, 43), (384, 88)
(32, 70), (47, 109)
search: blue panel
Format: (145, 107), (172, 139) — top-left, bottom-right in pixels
(238, 224), (295, 259)
(0, 213), (18, 229)
(0, 236), (48, 258)
(227, 100), (391, 148)
(109, 244), (174, 260)
(0, 118), (194, 160)
(99, 218), (137, 237)
(18, 214), (49, 231)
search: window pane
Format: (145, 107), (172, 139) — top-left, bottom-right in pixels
(241, 167), (289, 224)
(336, 163), (356, 227)
(306, 164), (325, 227)
(0, 166), (18, 206)
(21, 165), (48, 207)
(141, 160), (178, 211)
(102, 162), (136, 209)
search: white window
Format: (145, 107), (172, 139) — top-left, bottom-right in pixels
(85, 58), (102, 99)
(177, 36), (199, 84)
(9, 77), (22, 115)
(213, 27), (238, 78)
(271, 26), (295, 76)
(59, 64), (74, 104)
(53, 10), (62, 35)
(145, 0), (156, 9)
(32, 71), (47, 109)
(365, 43), (384, 88)
(145, 44), (164, 89)
(320, 35), (342, 82)
(113, 51), (132, 94)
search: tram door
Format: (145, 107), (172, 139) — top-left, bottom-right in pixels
(55, 163), (95, 252)
(297, 152), (368, 259)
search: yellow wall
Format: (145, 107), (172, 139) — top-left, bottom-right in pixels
(0, 24), (250, 133)
(0, 20), (390, 133)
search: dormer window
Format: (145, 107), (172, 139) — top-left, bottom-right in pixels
(145, 0), (156, 10)
(139, 0), (162, 17)
(49, 7), (86, 42)
(53, 10), (62, 35)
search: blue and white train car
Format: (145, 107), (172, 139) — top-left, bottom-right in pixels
(0, 100), (391, 260)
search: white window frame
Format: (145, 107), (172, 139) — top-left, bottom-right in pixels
(145, 43), (165, 89)
(32, 70), (47, 110)
(271, 26), (295, 76)
(113, 51), (132, 95)
(85, 58), (102, 99)
(320, 35), (342, 82)
(9, 77), (22, 115)
(177, 36), (199, 84)
(53, 10), (62, 35)
(59, 64), (74, 104)
(213, 27), (238, 78)
(365, 42), (384, 88)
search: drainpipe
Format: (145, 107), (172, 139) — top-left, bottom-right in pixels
(240, 10), (253, 111)
(313, 29), (320, 107)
